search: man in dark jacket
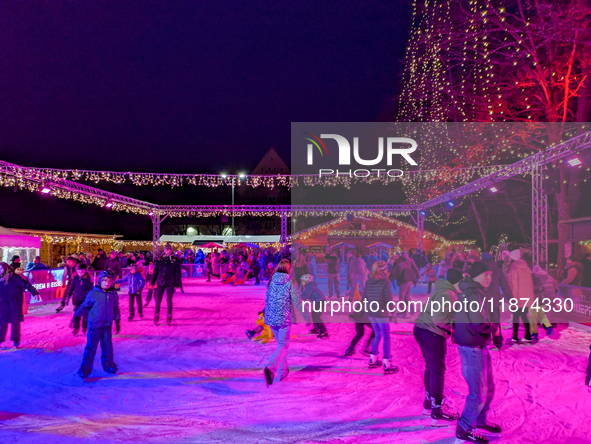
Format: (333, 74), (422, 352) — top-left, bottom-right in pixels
(151, 244), (182, 326)
(0, 262), (40, 348)
(393, 253), (419, 318)
(92, 249), (107, 271)
(104, 251), (123, 279)
(56, 256), (79, 313)
(454, 262), (502, 443)
(481, 253), (512, 325)
(68, 264), (94, 335)
(75, 270), (121, 378)
(324, 249), (340, 298)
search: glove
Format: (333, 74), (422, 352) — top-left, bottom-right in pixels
(115, 321), (120, 335)
(493, 334), (503, 350)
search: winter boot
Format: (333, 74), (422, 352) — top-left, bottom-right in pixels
(167, 314), (172, 325)
(431, 399), (458, 427)
(344, 347), (356, 357)
(455, 425), (489, 443)
(369, 354), (382, 369)
(154, 313), (160, 325)
(422, 391), (432, 415)
(383, 358), (399, 375)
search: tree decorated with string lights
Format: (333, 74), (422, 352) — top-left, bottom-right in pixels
(396, 0), (591, 264)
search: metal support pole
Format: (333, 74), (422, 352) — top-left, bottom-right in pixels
(231, 180), (235, 235)
(280, 213), (288, 252)
(531, 164), (548, 270)
(417, 210), (425, 253)
(152, 212), (161, 257)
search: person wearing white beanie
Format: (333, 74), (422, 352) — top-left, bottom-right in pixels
(507, 248), (533, 343)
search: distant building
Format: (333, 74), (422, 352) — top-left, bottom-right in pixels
(251, 147), (290, 175)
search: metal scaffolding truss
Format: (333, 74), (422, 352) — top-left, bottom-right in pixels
(531, 164), (548, 268)
(280, 215), (288, 251)
(157, 204), (419, 215)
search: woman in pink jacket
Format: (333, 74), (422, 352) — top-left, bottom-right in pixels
(507, 249), (533, 343)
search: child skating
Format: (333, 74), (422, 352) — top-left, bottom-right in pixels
(115, 263), (145, 321)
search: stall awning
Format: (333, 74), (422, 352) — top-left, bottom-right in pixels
(0, 226), (41, 249)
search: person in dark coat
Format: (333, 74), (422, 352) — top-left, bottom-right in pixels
(91, 249), (107, 271)
(580, 253), (591, 288)
(454, 261), (503, 442)
(0, 262), (40, 348)
(151, 244), (182, 326)
(75, 270), (121, 378)
(9, 255), (21, 270)
(56, 256), (78, 313)
(300, 274), (327, 338)
(67, 263), (94, 335)
(392, 253), (419, 318)
(363, 260), (399, 375)
(481, 253), (512, 326)
(104, 251), (123, 279)
(25, 256), (49, 271)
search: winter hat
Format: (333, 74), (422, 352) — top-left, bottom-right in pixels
(98, 270), (115, 282)
(481, 253), (493, 261)
(468, 261), (490, 279)
(77, 263), (88, 270)
(509, 249), (522, 261)
(501, 250), (510, 260)
(300, 274), (314, 283)
(446, 268), (464, 285)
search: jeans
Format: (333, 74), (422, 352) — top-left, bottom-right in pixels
(350, 273), (366, 295)
(0, 322), (21, 343)
(328, 273), (340, 297)
(413, 325), (447, 404)
(72, 300), (88, 331)
(145, 288), (154, 304)
(129, 292), (143, 317)
(369, 317), (391, 359)
(350, 323), (375, 350)
(512, 307), (531, 340)
(155, 286), (175, 315)
(267, 325), (291, 379)
(311, 312), (326, 333)
(458, 345), (495, 431)
(79, 326), (116, 377)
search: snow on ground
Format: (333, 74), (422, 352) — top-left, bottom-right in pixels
(1, 278), (591, 444)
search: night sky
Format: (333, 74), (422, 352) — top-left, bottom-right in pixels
(0, 1), (412, 174)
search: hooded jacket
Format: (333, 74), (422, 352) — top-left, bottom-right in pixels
(508, 260), (534, 307)
(75, 285), (121, 328)
(482, 259), (512, 303)
(264, 272), (308, 327)
(415, 278), (459, 338)
(454, 277), (498, 347)
(362, 277), (393, 318)
(0, 273), (39, 324)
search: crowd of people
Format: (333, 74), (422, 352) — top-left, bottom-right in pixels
(2, 242), (591, 444)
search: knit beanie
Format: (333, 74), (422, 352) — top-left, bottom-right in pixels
(446, 268), (464, 285)
(509, 249), (522, 261)
(468, 261), (490, 279)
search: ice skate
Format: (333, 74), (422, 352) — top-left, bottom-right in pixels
(264, 367), (274, 387)
(383, 359), (399, 375)
(317, 331), (328, 339)
(154, 314), (159, 325)
(476, 422), (501, 437)
(56, 305), (64, 313)
(167, 314), (172, 325)
(455, 425), (489, 443)
(430, 399), (458, 427)
(344, 347), (355, 357)
(369, 354), (382, 369)
(422, 391), (432, 415)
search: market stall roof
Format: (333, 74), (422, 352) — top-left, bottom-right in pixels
(331, 242), (356, 249)
(196, 241), (225, 248)
(232, 242), (260, 249)
(367, 241), (393, 249)
(0, 226), (41, 249)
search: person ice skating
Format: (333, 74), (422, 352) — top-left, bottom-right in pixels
(507, 249), (533, 343)
(75, 270), (121, 379)
(0, 262), (40, 348)
(454, 261), (503, 443)
(263, 259), (309, 386)
(530, 265), (556, 340)
(143, 263), (157, 308)
(363, 260), (399, 375)
(414, 268), (463, 426)
(104, 251), (123, 280)
(324, 248), (340, 298)
(116, 263), (145, 321)
(56, 256), (78, 313)
(344, 289), (375, 358)
(151, 244), (181, 326)
(68, 264), (93, 335)
(393, 252), (419, 318)
(300, 274), (328, 339)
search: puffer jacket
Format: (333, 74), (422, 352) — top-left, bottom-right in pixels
(454, 277), (498, 347)
(0, 274), (39, 324)
(415, 278), (459, 338)
(508, 260), (534, 307)
(532, 269), (558, 301)
(301, 281), (325, 303)
(116, 272), (145, 294)
(75, 285), (121, 328)
(362, 277), (392, 318)
(264, 272), (308, 327)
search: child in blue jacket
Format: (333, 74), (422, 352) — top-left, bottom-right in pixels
(116, 263), (145, 321)
(75, 270), (121, 378)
